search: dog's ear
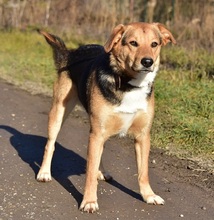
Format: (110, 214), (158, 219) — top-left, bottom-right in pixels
(104, 24), (125, 52)
(154, 23), (176, 45)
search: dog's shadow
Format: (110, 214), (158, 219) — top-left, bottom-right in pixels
(0, 125), (142, 207)
(0, 125), (84, 205)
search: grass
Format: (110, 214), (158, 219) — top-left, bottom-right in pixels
(0, 30), (79, 94)
(153, 75), (213, 156)
(0, 30), (55, 93)
(0, 30), (213, 167)
(152, 46), (214, 163)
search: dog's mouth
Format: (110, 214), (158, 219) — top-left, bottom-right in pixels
(140, 68), (153, 73)
(132, 67), (153, 74)
(131, 62), (154, 74)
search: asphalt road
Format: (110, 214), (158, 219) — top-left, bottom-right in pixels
(0, 80), (213, 220)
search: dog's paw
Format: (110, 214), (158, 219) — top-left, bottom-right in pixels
(79, 201), (99, 213)
(145, 194), (165, 205)
(97, 171), (113, 182)
(37, 172), (52, 182)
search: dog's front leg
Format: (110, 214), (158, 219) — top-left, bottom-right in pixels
(135, 133), (165, 205)
(80, 133), (104, 213)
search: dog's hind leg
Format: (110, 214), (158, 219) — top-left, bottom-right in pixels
(97, 145), (112, 181)
(37, 73), (78, 182)
(97, 158), (112, 181)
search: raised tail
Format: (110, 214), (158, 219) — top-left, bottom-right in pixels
(38, 29), (69, 71)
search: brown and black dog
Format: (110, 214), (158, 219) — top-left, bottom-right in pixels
(37, 22), (176, 213)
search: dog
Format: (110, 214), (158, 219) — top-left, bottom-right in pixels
(37, 22), (176, 213)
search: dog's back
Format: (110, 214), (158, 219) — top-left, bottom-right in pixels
(38, 30), (104, 69)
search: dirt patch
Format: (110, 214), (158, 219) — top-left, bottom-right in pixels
(150, 148), (214, 196)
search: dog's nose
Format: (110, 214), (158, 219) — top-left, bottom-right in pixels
(141, 57), (153, 68)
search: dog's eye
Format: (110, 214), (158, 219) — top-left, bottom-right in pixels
(151, 42), (158, 48)
(129, 41), (138, 47)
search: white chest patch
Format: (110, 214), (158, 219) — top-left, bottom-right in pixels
(114, 68), (157, 114)
(114, 69), (158, 136)
(114, 85), (150, 137)
(115, 87), (149, 114)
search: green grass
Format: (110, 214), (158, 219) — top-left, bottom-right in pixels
(0, 31), (55, 92)
(153, 76), (213, 157)
(152, 46), (214, 160)
(0, 30), (213, 165)
(0, 30), (78, 93)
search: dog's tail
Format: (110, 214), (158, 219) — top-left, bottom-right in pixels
(38, 29), (69, 71)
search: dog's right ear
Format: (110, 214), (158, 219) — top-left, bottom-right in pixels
(104, 24), (125, 53)
(153, 23), (176, 45)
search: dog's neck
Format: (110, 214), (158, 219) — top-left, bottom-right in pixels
(114, 66), (158, 92)
(114, 74), (137, 91)
(128, 66), (159, 88)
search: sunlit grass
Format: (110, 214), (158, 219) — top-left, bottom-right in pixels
(0, 30), (79, 92)
(0, 30), (55, 91)
(152, 76), (213, 158)
(152, 46), (214, 159)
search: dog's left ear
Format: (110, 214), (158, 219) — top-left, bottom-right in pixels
(154, 23), (176, 45)
(104, 24), (125, 52)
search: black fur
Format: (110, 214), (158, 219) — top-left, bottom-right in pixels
(40, 31), (141, 112)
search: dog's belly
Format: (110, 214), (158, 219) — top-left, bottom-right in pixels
(117, 113), (136, 137)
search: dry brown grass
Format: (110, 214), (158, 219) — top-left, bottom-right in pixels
(0, 0), (213, 50)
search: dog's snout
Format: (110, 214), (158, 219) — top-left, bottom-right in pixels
(141, 57), (153, 68)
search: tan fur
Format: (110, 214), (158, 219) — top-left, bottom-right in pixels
(37, 22), (176, 213)
(37, 72), (78, 181)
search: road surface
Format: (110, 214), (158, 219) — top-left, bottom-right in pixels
(0, 80), (213, 220)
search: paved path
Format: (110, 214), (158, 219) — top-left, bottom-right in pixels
(0, 80), (213, 219)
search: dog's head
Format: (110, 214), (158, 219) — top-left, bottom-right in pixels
(104, 22), (176, 78)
